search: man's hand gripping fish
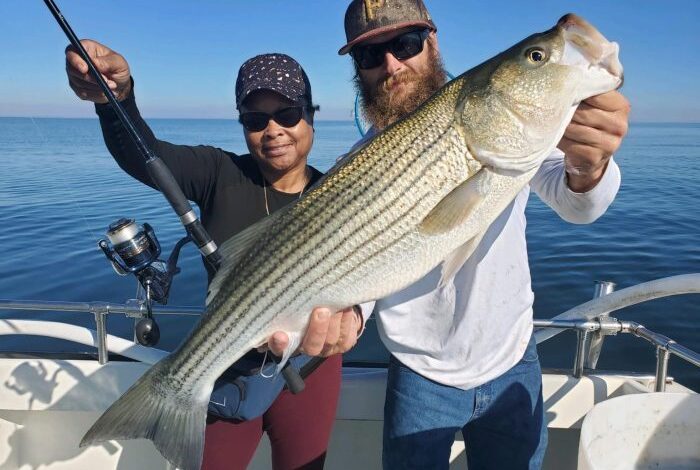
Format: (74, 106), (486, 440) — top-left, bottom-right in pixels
(80, 14), (623, 470)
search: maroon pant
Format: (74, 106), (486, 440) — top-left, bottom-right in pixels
(202, 354), (342, 470)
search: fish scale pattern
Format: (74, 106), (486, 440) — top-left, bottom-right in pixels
(168, 78), (480, 389)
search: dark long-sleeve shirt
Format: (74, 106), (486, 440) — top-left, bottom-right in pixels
(94, 88), (323, 281)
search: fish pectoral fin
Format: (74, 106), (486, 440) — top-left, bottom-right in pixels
(206, 211), (281, 306)
(438, 233), (485, 288)
(419, 168), (492, 235)
(275, 330), (303, 375)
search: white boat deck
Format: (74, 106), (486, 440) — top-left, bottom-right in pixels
(0, 357), (695, 469)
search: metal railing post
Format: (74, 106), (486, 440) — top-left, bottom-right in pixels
(655, 347), (671, 392)
(593, 280), (617, 299)
(584, 280), (616, 369)
(93, 307), (109, 365)
(573, 329), (591, 378)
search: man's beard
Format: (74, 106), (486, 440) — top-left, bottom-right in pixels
(353, 45), (447, 130)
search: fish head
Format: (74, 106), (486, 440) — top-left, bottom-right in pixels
(458, 13), (623, 173)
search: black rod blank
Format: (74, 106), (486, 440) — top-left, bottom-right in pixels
(44, 0), (221, 270)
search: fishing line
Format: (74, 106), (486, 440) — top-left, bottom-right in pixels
(27, 116), (101, 244)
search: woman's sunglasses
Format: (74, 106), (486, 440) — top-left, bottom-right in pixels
(239, 106), (312, 132)
(350, 29), (431, 70)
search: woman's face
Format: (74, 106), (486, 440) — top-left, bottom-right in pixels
(240, 90), (314, 175)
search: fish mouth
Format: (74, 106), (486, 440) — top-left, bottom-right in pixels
(558, 13), (624, 87)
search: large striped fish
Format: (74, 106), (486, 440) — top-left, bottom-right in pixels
(81, 14), (623, 470)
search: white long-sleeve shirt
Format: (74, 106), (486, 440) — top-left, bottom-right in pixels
(354, 131), (621, 390)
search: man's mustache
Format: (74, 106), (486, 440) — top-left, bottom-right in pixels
(376, 71), (415, 95)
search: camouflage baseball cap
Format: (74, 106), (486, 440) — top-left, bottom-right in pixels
(338, 0), (436, 55)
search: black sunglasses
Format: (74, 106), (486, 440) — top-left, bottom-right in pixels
(350, 29), (431, 70)
(239, 106), (313, 132)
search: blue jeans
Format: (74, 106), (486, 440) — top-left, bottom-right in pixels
(383, 335), (547, 470)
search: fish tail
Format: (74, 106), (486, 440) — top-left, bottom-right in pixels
(80, 357), (209, 470)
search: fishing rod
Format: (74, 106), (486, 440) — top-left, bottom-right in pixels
(43, 0), (307, 394)
(44, 0), (222, 271)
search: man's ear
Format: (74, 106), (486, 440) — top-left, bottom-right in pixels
(428, 31), (439, 53)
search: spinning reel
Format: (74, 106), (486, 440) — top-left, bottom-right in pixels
(99, 218), (190, 347)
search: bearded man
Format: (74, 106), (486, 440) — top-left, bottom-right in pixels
(337, 1), (629, 469)
(269, 1), (629, 468)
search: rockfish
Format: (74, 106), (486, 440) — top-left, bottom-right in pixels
(81, 14), (623, 470)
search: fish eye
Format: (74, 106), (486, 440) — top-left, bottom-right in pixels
(526, 47), (547, 63)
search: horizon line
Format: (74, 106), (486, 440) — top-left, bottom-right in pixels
(1, 116), (699, 125)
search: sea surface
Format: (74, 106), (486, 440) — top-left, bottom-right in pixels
(0, 117), (698, 391)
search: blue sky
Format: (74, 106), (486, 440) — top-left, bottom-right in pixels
(1, 0), (698, 121)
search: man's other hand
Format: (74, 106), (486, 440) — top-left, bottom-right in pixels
(559, 90), (630, 192)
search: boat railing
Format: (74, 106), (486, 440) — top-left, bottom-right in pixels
(1, 275), (699, 392)
(0, 299), (197, 364)
(532, 317), (700, 392)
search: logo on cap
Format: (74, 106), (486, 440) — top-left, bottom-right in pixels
(364, 0), (386, 20)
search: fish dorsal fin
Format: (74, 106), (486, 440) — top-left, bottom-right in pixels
(205, 212), (280, 306)
(419, 168), (492, 235)
(438, 233), (485, 288)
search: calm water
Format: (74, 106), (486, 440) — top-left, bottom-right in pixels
(0, 117), (698, 390)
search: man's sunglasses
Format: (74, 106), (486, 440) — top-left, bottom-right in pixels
(350, 29), (431, 70)
(239, 106), (313, 132)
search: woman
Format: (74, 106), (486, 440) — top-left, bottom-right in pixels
(66, 42), (355, 469)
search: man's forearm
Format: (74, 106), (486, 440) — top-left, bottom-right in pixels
(532, 150), (621, 224)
